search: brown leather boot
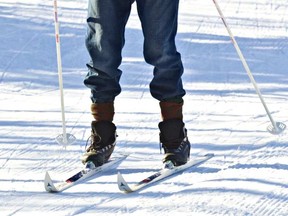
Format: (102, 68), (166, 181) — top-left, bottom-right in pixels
(81, 103), (116, 166)
(81, 121), (117, 166)
(159, 119), (190, 166)
(159, 100), (190, 166)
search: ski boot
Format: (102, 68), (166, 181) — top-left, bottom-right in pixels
(81, 121), (117, 167)
(159, 119), (190, 166)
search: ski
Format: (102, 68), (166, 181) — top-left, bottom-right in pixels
(117, 153), (214, 193)
(44, 154), (128, 193)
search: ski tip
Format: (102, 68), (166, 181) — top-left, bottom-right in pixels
(117, 172), (133, 193)
(44, 171), (58, 193)
(44, 171), (52, 185)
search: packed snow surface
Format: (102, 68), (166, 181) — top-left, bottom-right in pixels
(0, 0), (287, 215)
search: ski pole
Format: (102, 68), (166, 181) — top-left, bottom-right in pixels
(53, 0), (76, 146)
(212, 0), (286, 134)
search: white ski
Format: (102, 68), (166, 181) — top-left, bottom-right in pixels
(117, 153), (214, 193)
(44, 154), (128, 193)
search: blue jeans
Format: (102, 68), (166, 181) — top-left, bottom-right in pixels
(84, 0), (186, 103)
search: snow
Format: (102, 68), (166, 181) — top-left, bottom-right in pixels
(0, 0), (287, 215)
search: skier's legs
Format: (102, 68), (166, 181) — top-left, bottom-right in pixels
(84, 0), (133, 103)
(136, 0), (190, 166)
(136, 0), (185, 101)
(82, 0), (133, 166)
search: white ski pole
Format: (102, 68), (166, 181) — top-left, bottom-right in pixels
(212, 0), (286, 135)
(53, 0), (76, 146)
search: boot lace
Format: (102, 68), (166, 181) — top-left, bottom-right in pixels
(85, 132), (102, 152)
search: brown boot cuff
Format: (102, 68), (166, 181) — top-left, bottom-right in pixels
(160, 101), (183, 121)
(91, 103), (114, 122)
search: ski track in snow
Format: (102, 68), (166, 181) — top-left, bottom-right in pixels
(0, 0), (288, 215)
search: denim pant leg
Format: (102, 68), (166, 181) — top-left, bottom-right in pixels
(136, 0), (186, 101)
(84, 0), (132, 103)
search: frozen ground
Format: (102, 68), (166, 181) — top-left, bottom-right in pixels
(0, 0), (287, 215)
